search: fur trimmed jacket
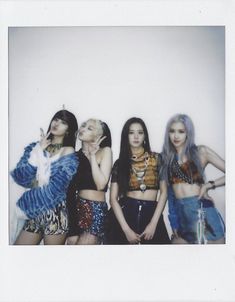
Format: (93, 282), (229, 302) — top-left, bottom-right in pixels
(11, 142), (79, 219)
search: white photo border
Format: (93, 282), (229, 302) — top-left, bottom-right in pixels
(1, 1), (235, 302)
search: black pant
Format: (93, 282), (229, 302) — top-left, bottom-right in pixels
(105, 197), (170, 244)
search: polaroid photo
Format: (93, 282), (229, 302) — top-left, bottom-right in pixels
(1, 1), (235, 302)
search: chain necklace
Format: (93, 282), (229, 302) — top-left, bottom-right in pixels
(131, 151), (149, 192)
(171, 156), (193, 184)
(46, 143), (63, 155)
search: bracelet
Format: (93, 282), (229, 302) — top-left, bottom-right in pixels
(208, 180), (216, 190)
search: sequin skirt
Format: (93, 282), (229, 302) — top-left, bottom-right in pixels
(68, 196), (108, 240)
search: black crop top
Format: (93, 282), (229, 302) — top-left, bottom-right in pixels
(69, 149), (108, 192)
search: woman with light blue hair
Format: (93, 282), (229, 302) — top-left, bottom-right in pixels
(162, 114), (225, 244)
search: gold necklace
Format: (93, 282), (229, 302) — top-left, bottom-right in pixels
(131, 152), (149, 192)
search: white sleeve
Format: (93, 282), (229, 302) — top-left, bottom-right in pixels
(28, 143), (51, 187)
(28, 143), (45, 167)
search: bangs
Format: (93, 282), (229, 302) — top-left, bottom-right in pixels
(52, 111), (69, 124)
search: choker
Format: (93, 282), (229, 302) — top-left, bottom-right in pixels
(131, 148), (145, 162)
(46, 143), (63, 154)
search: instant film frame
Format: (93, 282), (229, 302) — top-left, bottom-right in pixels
(8, 25), (226, 244)
(1, 1), (235, 302)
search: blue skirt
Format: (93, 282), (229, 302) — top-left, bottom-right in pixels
(175, 196), (225, 243)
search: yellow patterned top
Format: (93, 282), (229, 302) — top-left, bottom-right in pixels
(111, 151), (163, 191)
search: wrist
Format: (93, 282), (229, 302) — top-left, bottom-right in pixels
(149, 219), (158, 228)
(208, 180), (216, 190)
(122, 225), (131, 233)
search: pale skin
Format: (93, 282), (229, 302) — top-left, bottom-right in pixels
(66, 119), (112, 245)
(110, 123), (167, 244)
(15, 118), (75, 245)
(169, 121), (225, 244)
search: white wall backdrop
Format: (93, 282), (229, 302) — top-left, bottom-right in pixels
(9, 26), (225, 243)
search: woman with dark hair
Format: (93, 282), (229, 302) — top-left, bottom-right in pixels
(162, 114), (225, 244)
(11, 110), (79, 245)
(66, 118), (112, 245)
(108, 117), (170, 244)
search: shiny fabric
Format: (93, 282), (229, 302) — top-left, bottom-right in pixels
(23, 201), (68, 235)
(68, 196), (108, 240)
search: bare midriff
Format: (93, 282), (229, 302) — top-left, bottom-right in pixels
(127, 189), (158, 201)
(172, 183), (201, 199)
(79, 189), (106, 202)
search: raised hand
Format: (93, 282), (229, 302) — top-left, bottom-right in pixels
(39, 128), (52, 150)
(83, 136), (107, 158)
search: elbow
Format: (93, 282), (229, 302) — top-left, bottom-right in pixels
(159, 190), (167, 202)
(110, 197), (118, 208)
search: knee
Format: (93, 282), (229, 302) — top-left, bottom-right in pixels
(171, 236), (188, 244)
(207, 237), (225, 244)
(77, 232), (99, 245)
(66, 235), (79, 245)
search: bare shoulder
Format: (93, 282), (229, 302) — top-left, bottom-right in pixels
(151, 151), (160, 157)
(197, 145), (224, 168)
(100, 147), (112, 164)
(61, 146), (75, 156)
(95, 146), (112, 162)
(101, 146), (112, 156)
(197, 145), (208, 155)
(198, 145), (215, 157)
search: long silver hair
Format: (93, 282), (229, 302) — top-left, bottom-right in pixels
(161, 114), (204, 182)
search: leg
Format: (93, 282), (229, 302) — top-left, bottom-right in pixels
(207, 237), (225, 244)
(66, 235), (79, 245)
(76, 232), (99, 245)
(171, 236), (188, 244)
(14, 230), (43, 245)
(44, 234), (67, 245)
